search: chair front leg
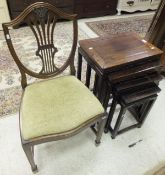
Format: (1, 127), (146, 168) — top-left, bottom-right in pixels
(22, 143), (38, 173)
(95, 115), (107, 146)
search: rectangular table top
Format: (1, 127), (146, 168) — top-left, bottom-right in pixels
(79, 33), (163, 71)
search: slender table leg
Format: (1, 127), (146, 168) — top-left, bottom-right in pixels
(112, 107), (126, 139)
(102, 82), (111, 109)
(138, 98), (157, 127)
(98, 76), (104, 102)
(93, 73), (99, 96)
(103, 91), (110, 109)
(85, 63), (91, 88)
(77, 51), (82, 81)
(98, 76), (107, 103)
(139, 102), (149, 120)
(104, 98), (117, 133)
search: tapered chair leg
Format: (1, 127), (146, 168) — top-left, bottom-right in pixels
(111, 107), (126, 139)
(95, 116), (107, 146)
(22, 143), (38, 173)
(104, 98), (117, 133)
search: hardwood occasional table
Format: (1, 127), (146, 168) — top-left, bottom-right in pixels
(77, 33), (163, 108)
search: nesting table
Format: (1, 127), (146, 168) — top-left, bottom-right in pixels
(77, 33), (163, 109)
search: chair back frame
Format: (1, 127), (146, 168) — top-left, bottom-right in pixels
(2, 2), (78, 89)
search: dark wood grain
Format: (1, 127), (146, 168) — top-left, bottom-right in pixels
(113, 72), (162, 93)
(79, 33), (163, 71)
(145, 0), (165, 49)
(74, 0), (117, 18)
(7, 0), (117, 19)
(78, 32), (163, 109)
(7, 0), (74, 19)
(121, 84), (161, 104)
(105, 80), (159, 138)
(109, 59), (162, 82)
(161, 43), (165, 68)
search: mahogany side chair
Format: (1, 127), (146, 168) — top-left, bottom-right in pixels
(2, 2), (106, 173)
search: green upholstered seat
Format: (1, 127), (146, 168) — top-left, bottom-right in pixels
(21, 76), (104, 140)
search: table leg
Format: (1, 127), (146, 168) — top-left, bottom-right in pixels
(103, 85), (111, 109)
(85, 63), (91, 88)
(104, 98), (118, 133)
(98, 76), (106, 103)
(93, 73), (99, 96)
(137, 103), (148, 121)
(112, 107), (126, 139)
(77, 51), (82, 80)
(139, 98), (157, 127)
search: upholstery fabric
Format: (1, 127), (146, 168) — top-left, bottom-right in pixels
(21, 76), (104, 140)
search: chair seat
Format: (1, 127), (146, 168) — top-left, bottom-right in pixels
(21, 76), (104, 140)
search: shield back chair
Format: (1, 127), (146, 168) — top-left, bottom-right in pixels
(2, 2), (106, 173)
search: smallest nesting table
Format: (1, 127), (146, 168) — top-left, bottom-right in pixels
(77, 33), (163, 107)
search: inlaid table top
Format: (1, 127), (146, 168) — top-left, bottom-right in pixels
(79, 33), (163, 71)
